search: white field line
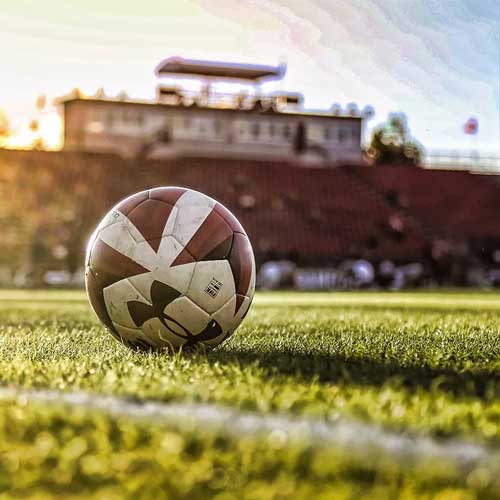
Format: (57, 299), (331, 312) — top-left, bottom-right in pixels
(0, 387), (497, 470)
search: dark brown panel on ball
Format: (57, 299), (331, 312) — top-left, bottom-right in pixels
(127, 199), (175, 252)
(235, 294), (249, 319)
(89, 238), (150, 286)
(228, 233), (253, 314)
(170, 247), (196, 267)
(86, 267), (120, 338)
(201, 235), (233, 262)
(214, 202), (246, 235)
(114, 191), (149, 216)
(87, 239), (150, 338)
(171, 209), (233, 266)
(149, 187), (187, 205)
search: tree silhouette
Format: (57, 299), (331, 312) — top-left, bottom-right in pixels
(367, 113), (423, 166)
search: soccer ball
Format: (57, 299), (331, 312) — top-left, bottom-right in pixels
(85, 187), (255, 352)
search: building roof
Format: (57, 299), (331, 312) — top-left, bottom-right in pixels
(155, 57), (285, 81)
(58, 96), (362, 121)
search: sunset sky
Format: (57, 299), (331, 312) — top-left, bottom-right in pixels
(1, 0), (498, 153)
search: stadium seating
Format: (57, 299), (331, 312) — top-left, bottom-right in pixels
(2, 149), (500, 276)
(350, 165), (500, 240)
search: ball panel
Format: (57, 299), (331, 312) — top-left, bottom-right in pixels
(228, 233), (255, 313)
(200, 330), (232, 348)
(164, 296), (211, 336)
(154, 261), (196, 295)
(127, 263), (195, 310)
(167, 243), (196, 267)
(149, 186), (187, 206)
(142, 318), (186, 349)
(155, 235), (185, 267)
(103, 278), (151, 329)
(177, 189), (216, 209)
(85, 209), (124, 267)
(85, 267), (120, 337)
(209, 295), (237, 342)
(171, 209), (233, 266)
(88, 238), (150, 291)
(162, 206), (178, 237)
(172, 204), (214, 247)
(236, 294), (253, 322)
(113, 322), (164, 350)
(248, 254), (256, 297)
(98, 219), (158, 271)
(126, 199), (176, 252)
(210, 294), (252, 340)
(114, 190), (149, 216)
(214, 202), (246, 235)
(187, 260), (236, 314)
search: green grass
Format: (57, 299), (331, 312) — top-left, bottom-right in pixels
(0, 290), (499, 498)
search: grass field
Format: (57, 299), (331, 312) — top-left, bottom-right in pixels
(0, 290), (499, 499)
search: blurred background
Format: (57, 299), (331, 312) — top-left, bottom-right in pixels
(0, 0), (499, 290)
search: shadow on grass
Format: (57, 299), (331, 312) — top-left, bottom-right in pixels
(207, 346), (499, 398)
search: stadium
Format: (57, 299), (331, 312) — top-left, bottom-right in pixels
(1, 2), (499, 498)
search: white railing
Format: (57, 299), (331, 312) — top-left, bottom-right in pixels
(423, 150), (500, 173)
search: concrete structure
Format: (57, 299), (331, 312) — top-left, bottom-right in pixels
(59, 57), (366, 165)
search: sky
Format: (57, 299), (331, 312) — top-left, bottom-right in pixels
(0, 0), (498, 153)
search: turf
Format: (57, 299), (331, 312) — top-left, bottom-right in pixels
(0, 290), (499, 498)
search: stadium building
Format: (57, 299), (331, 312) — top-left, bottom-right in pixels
(2, 58), (498, 290)
(58, 57), (367, 165)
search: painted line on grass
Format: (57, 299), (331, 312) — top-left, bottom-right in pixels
(0, 387), (497, 470)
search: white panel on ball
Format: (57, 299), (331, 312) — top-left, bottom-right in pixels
(156, 235), (184, 267)
(210, 294), (252, 340)
(154, 262), (196, 295)
(99, 223), (157, 271)
(187, 260), (236, 314)
(142, 318), (186, 349)
(113, 322), (166, 349)
(172, 206), (213, 247)
(177, 189), (216, 208)
(162, 206), (178, 237)
(164, 296), (210, 336)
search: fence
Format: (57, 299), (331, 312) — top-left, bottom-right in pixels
(423, 150), (500, 173)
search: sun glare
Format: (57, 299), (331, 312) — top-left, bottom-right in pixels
(3, 112), (62, 150)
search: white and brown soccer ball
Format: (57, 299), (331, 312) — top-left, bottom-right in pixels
(85, 187), (255, 352)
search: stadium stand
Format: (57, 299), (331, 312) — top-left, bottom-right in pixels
(350, 165), (500, 241)
(1, 149), (500, 287)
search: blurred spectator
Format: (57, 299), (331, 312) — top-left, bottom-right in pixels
(257, 261), (296, 289)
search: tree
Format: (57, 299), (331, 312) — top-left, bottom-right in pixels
(367, 113), (424, 166)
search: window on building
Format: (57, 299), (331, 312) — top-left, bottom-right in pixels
(105, 111), (114, 128)
(269, 122), (275, 137)
(338, 128), (347, 143)
(323, 127), (330, 140)
(125, 111), (135, 125)
(214, 120), (222, 135)
(251, 122), (260, 138)
(283, 124), (291, 138)
(136, 113), (144, 127)
(351, 128), (358, 142)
